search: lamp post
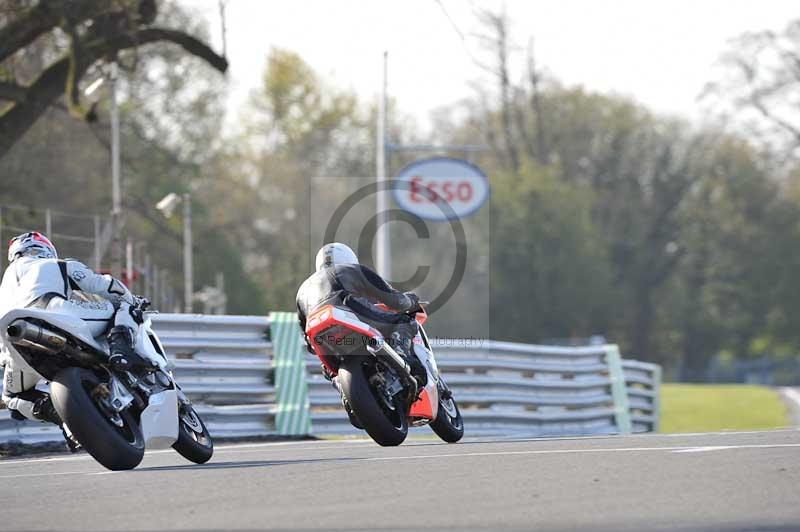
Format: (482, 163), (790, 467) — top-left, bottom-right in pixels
(85, 62), (122, 277)
(156, 192), (193, 313)
(375, 51), (390, 280)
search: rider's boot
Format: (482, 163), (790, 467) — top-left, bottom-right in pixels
(60, 424), (82, 453)
(30, 395), (80, 452)
(31, 395), (61, 425)
(107, 325), (157, 373)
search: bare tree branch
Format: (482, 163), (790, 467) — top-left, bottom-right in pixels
(0, 26), (228, 158)
(0, 80), (27, 102)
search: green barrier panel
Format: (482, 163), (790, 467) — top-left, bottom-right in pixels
(605, 344), (632, 435)
(270, 311), (312, 436)
(651, 363), (662, 432)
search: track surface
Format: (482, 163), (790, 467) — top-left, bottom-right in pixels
(3, 429), (800, 531)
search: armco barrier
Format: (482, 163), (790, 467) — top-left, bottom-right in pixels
(0, 313), (661, 445)
(308, 339), (660, 437)
(0, 313), (274, 444)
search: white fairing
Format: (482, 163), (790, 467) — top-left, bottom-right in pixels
(0, 307), (105, 357)
(413, 326), (440, 422)
(140, 388), (179, 448)
(136, 314), (170, 371)
(133, 314), (178, 448)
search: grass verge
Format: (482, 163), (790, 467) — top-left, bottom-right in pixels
(660, 384), (788, 433)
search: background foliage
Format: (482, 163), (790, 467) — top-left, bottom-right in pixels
(2, 3), (800, 380)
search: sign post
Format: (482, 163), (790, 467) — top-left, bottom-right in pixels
(375, 54), (487, 280)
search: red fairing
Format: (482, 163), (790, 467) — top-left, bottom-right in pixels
(305, 305), (376, 339)
(408, 389), (434, 420)
(304, 305), (380, 376)
(415, 306), (427, 326)
(373, 302), (427, 326)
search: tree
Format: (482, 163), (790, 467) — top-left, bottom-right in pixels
(705, 19), (800, 164)
(201, 48), (374, 310)
(0, 0), (227, 159)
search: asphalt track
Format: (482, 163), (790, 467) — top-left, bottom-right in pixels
(2, 429), (800, 531)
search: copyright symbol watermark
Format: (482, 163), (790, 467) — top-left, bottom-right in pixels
(311, 177), (469, 316)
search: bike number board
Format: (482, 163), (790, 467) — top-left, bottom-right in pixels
(392, 157), (489, 221)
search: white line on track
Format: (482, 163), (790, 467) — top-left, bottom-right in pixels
(2, 429), (799, 470)
(1, 442), (799, 480)
(0, 438), (376, 467)
(354, 443), (800, 463)
(672, 446), (730, 453)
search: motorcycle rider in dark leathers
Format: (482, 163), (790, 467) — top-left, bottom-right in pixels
(296, 243), (425, 384)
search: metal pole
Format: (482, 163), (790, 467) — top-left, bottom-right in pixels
(93, 215), (101, 270)
(375, 51), (391, 280)
(144, 253), (152, 298)
(125, 239), (133, 288)
(110, 61), (122, 279)
(45, 209), (52, 237)
(216, 272), (226, 315)
(134, 241), (145, 293)
(153, 268), (160, 309)
(183, 194), (193, 313)
(162, 271), (169, 310)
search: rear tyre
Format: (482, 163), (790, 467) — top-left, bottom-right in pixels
(50, 367), (144, 471)
(430, 388), (464, 443)
(338, 358), (408, 446)
(172, 403), (214, 464)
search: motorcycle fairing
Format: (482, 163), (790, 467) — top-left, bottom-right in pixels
(140, 388), (179, 448)
(137, 314), (170, 371)
(0, 307), (105, 356)
(409, 388), (434, 419)
(305, 305), (381, 340)
(305, 305), (383, 374)
(408, 329), (439, 422)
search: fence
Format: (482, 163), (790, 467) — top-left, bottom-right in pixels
(0, 313), (661, 446)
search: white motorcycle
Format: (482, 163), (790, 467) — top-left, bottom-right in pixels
(0, 300), (213, 470)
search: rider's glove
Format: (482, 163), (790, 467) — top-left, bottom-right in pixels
(133, 295), (151, 311)
(128, 295), (150, 324)
(404, 292), (422, 312)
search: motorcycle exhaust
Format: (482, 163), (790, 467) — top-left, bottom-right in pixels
(367, 339), (418, 399)
(6, 319), (99, 364)
(7, 319), (69, 353)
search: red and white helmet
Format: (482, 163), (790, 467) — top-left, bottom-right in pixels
(8, 232), (58, 263)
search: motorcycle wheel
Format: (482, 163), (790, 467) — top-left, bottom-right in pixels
(172, 402), (214, 464)
(338, 357), (408, 446)
(429, 383), (464, 443)
(50, 367), (145, 471)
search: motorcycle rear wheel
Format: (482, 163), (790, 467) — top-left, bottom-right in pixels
(338, 357), (408, 446)
(51, 367), (145, 471)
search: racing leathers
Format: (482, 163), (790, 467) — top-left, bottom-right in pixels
(296, 263), (422, 374)
(0, 256), (147, 423)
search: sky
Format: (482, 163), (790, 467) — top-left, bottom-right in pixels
(184, 0), (799, 131)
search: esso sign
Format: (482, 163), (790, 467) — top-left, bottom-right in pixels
(392, 157), (489, 221)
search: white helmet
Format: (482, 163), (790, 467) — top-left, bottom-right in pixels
(315, 243), (358, 271)
(8, 231), (58, 263)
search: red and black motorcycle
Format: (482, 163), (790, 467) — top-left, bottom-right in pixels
(305, 303), (464, 446)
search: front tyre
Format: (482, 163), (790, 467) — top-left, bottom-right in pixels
(430, 386), (464, 443)
(172, 403), (213, 464)
(50, 367), (145, 471)
(338, 358), (408, 446)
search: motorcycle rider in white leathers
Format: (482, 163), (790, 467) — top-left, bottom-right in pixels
(0, 232), (155, 426)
